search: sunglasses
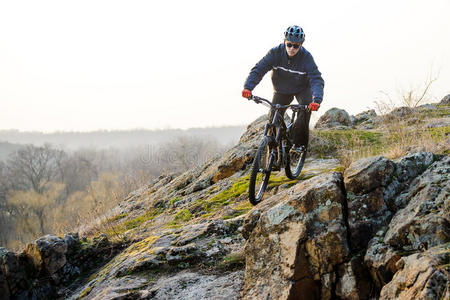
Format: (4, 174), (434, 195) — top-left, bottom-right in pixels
(286, 43), (301, 49)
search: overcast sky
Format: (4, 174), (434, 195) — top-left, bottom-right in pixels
(1, 0), (449, 132)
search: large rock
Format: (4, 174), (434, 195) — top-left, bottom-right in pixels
(385, 106), (414, 121)
(364, 232), (401, 289)
(352, 109), (376, 124)
(439, 94), (450, 105)
(242, 172), (350, 299)
(395, 152), (434, 182)
(71, 218), (245, 298)
(0, 234), (88, 299)
(336, 254), (373, 300)
(392, 151), (435, 208)
(0, 232), (123, 299)
(344, 156), (396, 195)
(23, 234), (68, 280)
(76, 275), (149, 299)
(351, 109), (377, 129)
(0, 247), (29, 297)
(363, 154), (448, 295)
(384, 155), (450, 251)
(0, 261), (9, 300)
(379, 244), (449, 300)
(141, 271), (244, 299)
(344, 156), (397, 249)
(343, 153), (436, 251)
(314, 108), (351, 129)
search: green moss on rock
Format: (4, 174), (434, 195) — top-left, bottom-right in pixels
(203, 175), (250, 211)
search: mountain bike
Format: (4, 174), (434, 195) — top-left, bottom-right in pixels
(247, 95), (309, 205)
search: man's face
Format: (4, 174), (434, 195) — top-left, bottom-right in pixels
(285, 40), (302, 57)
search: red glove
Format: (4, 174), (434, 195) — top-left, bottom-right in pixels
(308, 102), (320, 111)
(242, 89), (252, 99)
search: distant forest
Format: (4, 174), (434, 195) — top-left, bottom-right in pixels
(0, 126), (246, 249)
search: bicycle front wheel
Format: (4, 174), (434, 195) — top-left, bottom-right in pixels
(285, 147), (307, 179)
(249, 137), (274, 205)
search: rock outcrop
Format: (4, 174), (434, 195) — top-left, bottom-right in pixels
(384, 155), (449, 250)
(315, 108), (352, 129)
(343, 152), (436, 250)
(379, 244), (449, 300)
(240, 152), (448, 299)
(350, 109), (377, 129)
(364, 155), (450, 297)
(314, 108), (378, 130)
(143, 271), (244, 299)
(0, 233), (126, 299)
(344, 156), (397, 250)
(440, 94), (450, 105)
(242, 172), (350, 299)
(66, 217), (246, 299)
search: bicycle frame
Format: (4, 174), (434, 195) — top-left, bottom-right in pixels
(252, 96), (307, 168)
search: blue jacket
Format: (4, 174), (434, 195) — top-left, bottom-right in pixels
(244, 44), (325, 103)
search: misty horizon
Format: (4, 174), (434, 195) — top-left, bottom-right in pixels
(0, 126), (247, 159)
(0, 124), (248, 135)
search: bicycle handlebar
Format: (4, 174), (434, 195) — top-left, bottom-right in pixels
(248, 95), (309, 111)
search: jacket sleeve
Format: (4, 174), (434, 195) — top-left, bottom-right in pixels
(305, 53), (325, 103)
(243, 48), (275, 91)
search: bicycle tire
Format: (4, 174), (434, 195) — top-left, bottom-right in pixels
(249, 137), (274, 205)
(285, 147), (307, 179)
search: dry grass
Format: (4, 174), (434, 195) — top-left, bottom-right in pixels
(337, 148), (375, 169)
(383, 125), (448, 159)
(311, 109), (449, 169)
(76, 203), (128, 242)
(310, 129), (383, 168)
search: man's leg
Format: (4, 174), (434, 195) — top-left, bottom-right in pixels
(292, 88), (313, 148)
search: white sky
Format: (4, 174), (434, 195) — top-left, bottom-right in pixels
(1, 0), (449, 132)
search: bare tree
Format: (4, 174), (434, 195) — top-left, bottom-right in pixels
(373, 90), (398, 115)
(400, 68), (440, 108)
(6, 143), (64, 194)
(7, 183), (65, 237)
(0, 161), (12, 246)
(0, 161), (6, 203)
(158, 136), (223, 172)
(374, 68), (440, 115)
(57, 149), (99, 196)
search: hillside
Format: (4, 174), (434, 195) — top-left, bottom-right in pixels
(0, 96), (448, 300)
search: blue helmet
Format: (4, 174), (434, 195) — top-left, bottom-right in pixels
(284, 25), (305, 43)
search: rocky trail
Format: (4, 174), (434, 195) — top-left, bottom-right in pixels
(1, 97), (449, 299)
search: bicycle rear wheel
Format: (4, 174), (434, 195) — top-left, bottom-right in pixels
(249, 137), (274, 205)
(285, 147), (307, 179)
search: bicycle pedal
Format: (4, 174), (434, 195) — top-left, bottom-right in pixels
(272, 164), (281, 171)
(290, 145), (306, 153)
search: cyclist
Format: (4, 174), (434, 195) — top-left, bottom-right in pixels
(242, 25), (324, 154)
